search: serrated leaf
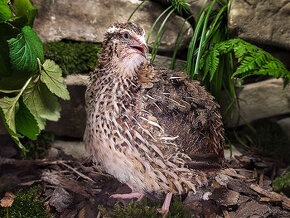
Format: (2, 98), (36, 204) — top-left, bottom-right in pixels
(13, 0), (38, 26)
(0, 0), (12, 22)
(41, 59), (70, 100)
(15, 99), (39, 140)
(23, 80), (60, 130)
(0, 96), (21, 137)
(8, 26), (44, 72)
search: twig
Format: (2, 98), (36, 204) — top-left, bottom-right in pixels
(249, 184), (290, 210)
(0, 157), (71, 167)
(259, 172), (264, 188)
(59, 162), (95, 183)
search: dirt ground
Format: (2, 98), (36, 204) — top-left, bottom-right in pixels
(0, 143), (290, 218)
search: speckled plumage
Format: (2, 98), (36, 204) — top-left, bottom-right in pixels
(84, 22), (224, 197)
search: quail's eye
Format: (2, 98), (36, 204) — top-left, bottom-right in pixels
(123, 32), (130, 40)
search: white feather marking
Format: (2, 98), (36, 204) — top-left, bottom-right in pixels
(182, 179), (196, 192)
(132, 117), (155, 140)
(165, 96), (186, 108)
(146, 94), (156, 100)
(160, 136), (179, 141)
(155, 158), (167, 169)
(172, 180), (184, 194)
(140, 117), (164, 132)
(169, 76), (183, 79)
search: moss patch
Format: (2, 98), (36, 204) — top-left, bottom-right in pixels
(98, 198), (191, 218)
(43, 41), (101, 75)
(20, 132), (55, 159)
(273, 172), (290, 197)
(0, 185), (50, 218)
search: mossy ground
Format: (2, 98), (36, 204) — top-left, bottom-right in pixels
(273, 171), (290, 197)
(98, 197), (192, 218)
(0, 185), (50, 218)
(43, 41), (101, 75)
(20, 132), (55, 159)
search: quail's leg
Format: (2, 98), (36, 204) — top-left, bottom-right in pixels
(157, 192), (173, 217)
(110, 183), (144, 201)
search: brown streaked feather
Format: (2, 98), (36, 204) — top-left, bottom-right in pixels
(85, 22), (224, 197)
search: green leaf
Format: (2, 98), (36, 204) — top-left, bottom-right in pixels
(23, 80), (61, 130)
(41, 59), (70, 100)
(0, 96), (21, 137)
(8, 26), (44, 72)
(13, 0), (38, 26)
(0, 0), (12, 22)
(15, 99), (40, 140)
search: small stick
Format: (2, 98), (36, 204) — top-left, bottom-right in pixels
(259, 172), (264, 188)
(59, 162), (95, 183)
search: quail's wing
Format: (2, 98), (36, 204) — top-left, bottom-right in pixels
(140, 67), (224, 170)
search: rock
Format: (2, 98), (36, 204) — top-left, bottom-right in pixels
(51, 140), (87, 159)
(224, 79), (290, 127)
(31, 0), (192, 52)
(224, 145), (243, 160)
(45, 84), (87, 138)
(277, 117), (290, 138)
(0, 121), (7, 135)
(49, 187), (73, 213)
(229, 0), (290, 50)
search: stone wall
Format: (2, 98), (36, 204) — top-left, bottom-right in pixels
(31, 0), (192, 52)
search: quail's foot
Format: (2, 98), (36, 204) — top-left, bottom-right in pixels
(110, 192), (144, 201)
(110, 183), (144, 201)
(157, 192), (173, 217)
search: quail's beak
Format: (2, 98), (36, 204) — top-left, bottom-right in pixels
(129, 40), (148, 58)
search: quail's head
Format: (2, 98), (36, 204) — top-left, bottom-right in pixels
(99, 22), (148, 74)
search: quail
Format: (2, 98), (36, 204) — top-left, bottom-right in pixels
(84, 22), (224, 215)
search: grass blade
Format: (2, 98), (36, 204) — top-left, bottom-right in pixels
(128, 0), (146, 21)
(146, 6), (172, 44)
(170, 15), (193, 70)
(193, 0), (216, 75)
(150, 8), (175, 63)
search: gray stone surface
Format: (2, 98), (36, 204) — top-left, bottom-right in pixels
(50, 140), (87, 159)
(31, 0), (192, 52)
(45, 84), (87, 138)
(229, 0), (290, 50)
(277, 117), (290, 138)
(225, 78), (290, 127)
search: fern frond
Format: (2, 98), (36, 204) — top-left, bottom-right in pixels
(210, 49), (220, 81)
(210, 38), (290, 82)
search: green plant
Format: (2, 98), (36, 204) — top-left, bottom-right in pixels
(43, 41), (101, 75)
(98, 198), (191, 218)
(0, 0), (69, 152)
(21, 131), (55, 159)
(0, 185), (50, 218)
(273, 171), (290, 197)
